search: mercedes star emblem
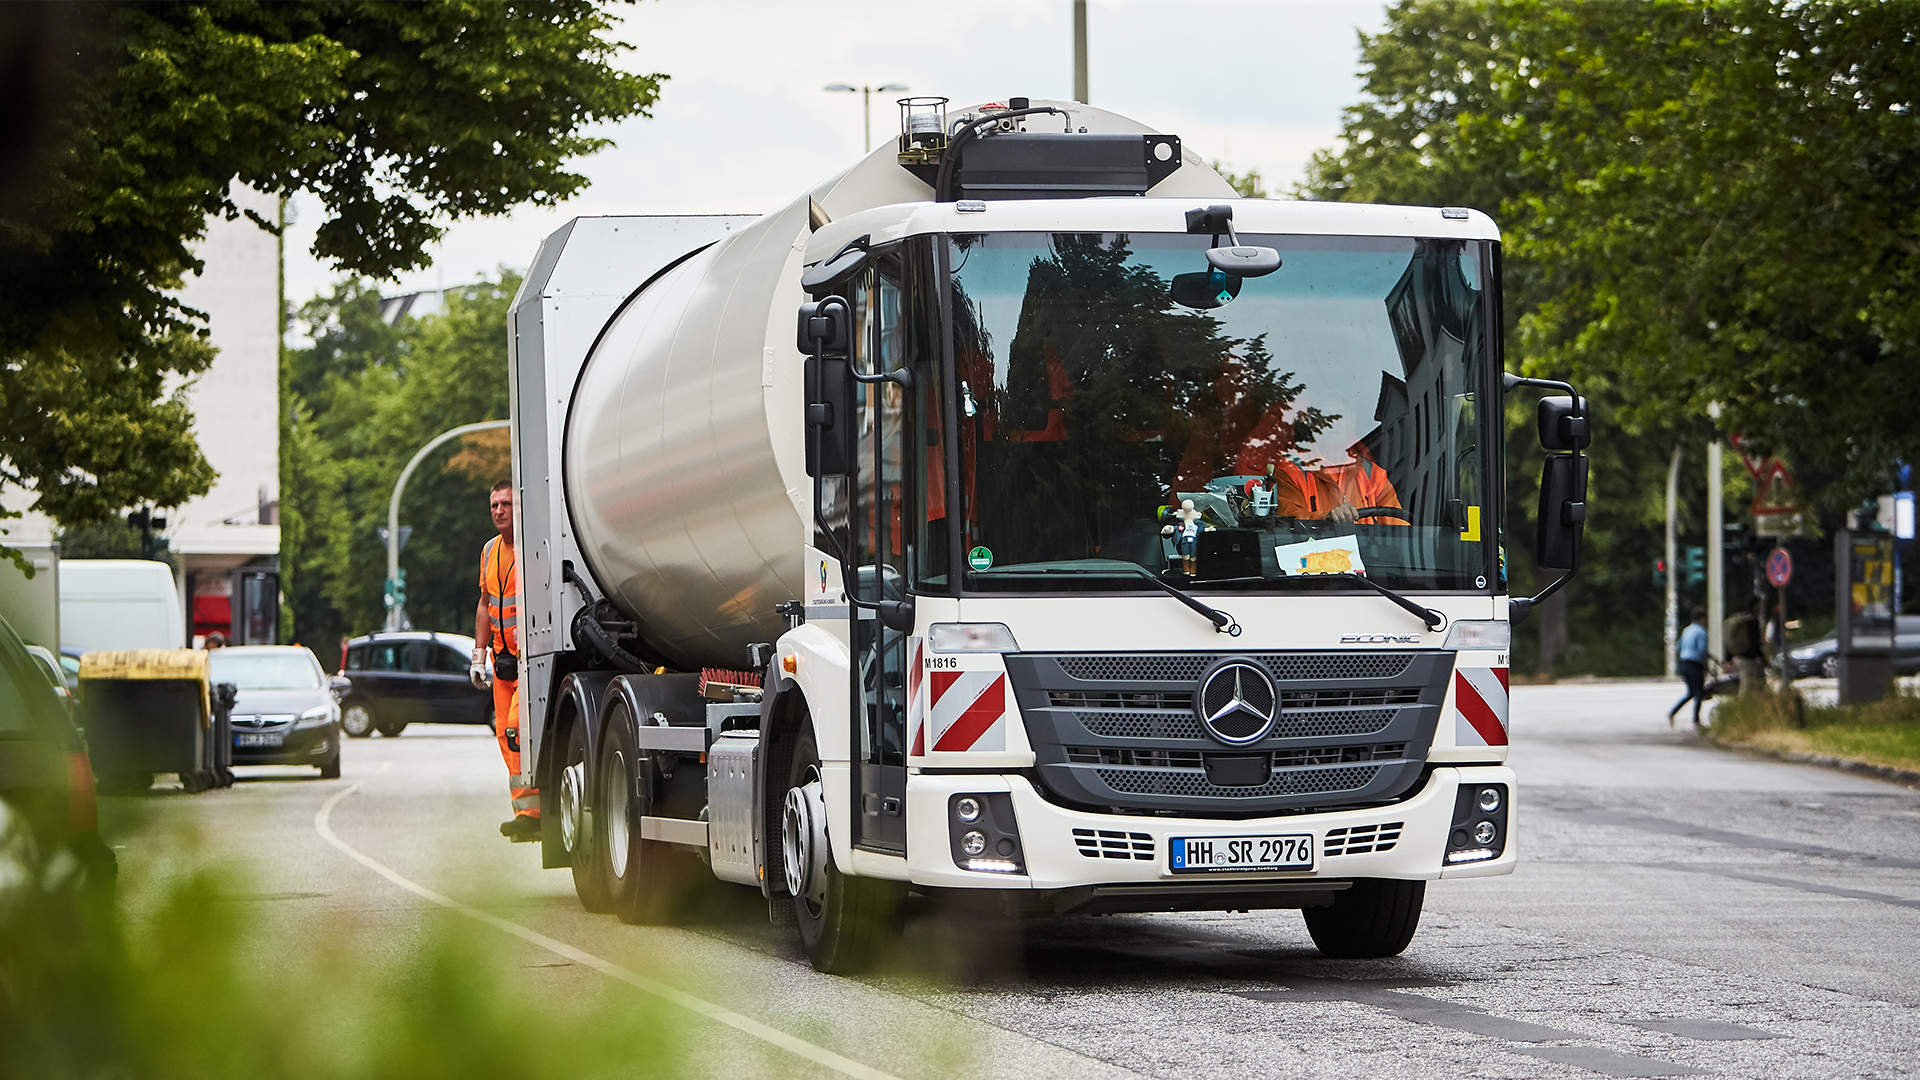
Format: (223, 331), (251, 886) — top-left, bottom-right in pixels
(1194, 659), (1278, 745)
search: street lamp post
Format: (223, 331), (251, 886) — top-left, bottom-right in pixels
(824, 82), (908, 152)
(385, 419), (511, 631)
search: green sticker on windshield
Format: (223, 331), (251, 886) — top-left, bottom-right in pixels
(968, 546), (994, 571)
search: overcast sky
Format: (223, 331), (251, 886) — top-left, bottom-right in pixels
(281, 0), (1389, 309)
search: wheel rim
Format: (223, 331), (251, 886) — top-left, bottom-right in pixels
(782, 777), (828, 911)
(560, 760), (586, 853)
(603, 749), (629, 879)
(343, 704), (372, 736)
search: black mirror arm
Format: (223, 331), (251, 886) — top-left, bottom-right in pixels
(1501, 371), (1576, 397)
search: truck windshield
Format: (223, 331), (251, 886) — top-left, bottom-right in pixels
(948, 231), (1497, 594)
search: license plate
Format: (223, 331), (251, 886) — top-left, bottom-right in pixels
(1169, 834), (1314, 874)
(235, 732), (283, 748)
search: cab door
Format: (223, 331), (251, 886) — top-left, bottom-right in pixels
(847, 250), (916, 854)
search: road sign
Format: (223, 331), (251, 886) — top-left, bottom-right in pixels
(1766, 546), (1793, 588)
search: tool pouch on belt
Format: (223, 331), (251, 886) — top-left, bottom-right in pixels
(494, 652), (519, 682)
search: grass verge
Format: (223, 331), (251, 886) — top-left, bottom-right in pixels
(1707, 688), (1920, 775)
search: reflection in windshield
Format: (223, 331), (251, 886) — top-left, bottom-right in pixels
(210, 651), (321, 691)
(949, 232), (1493, 592)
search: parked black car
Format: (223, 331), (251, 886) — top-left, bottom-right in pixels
(1788, 616), (1920, 678)
(339, 631), (491, 738)
(0, 612), (115, 901)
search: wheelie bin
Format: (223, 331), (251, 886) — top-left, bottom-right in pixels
(78, 650), (227, 794)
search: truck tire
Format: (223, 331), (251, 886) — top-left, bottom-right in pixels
(341, 701), (376, 738)
(599, 701), (695, 925)
(564, 715), (612, 913)
(1303, 878), (1425, 959)
(786, 728), (903, 974)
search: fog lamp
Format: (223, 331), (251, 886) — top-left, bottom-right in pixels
(1473, 821), (1498, 845)
(956, 797), (981, 823)
(961, 831), (987, 856)
(1477, 787), (1502, 813)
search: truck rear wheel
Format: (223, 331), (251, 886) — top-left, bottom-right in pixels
(599, 702), (694, 925)
(1303, 878), (1425, 959)
(785, 728), (902, 974)
(562, 716), (612, 912)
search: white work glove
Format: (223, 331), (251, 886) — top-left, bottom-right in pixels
(470, 647), (493, 691)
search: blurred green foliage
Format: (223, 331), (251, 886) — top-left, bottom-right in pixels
(1306, 0), (1916, 674)
(0, 2), (659, 562)
(1710, 685), (1920, 772)
(280, 276), (519, 656)
(0, 858), (682, 1080)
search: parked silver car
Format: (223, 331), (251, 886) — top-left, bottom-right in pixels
(208, 646), (343, 779)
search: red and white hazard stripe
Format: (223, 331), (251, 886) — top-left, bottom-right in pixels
(1454, 666), (1509, 747)
(907, 637), (926, 756)
(928, 669), (1007, 753)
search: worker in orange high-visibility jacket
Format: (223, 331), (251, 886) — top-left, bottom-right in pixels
(473, 479), (540, 842)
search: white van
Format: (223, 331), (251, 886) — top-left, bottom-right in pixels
(59, 560), (184, 652)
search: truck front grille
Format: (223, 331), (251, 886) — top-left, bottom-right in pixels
(1071, 828), (1155, 860)
(1007, 651), (1453, 817)
(1098, 764), (1382, 800)
(1324, 822), (1404, 856)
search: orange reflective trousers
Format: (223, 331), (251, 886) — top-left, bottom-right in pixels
(493, 676), (538, 819)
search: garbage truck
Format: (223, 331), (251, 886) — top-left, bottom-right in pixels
(503, 97), (1590, 972)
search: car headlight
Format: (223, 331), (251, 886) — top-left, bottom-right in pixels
(295, 705), (334, 728)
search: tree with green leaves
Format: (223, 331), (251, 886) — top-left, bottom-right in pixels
(282, 274), (520, 651)
(0, 1), (660, 564)
(1303, 0), (1920, 674)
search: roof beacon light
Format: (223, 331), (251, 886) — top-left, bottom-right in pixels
(898, 97), (949, 166)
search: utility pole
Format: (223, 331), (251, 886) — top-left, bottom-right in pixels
(1073, 0), (1090, 103)
(1707, 408), (1725, 665)
(1665, 444), (1681, 678)
(824, 83), (908, 152)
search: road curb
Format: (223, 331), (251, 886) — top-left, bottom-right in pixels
(1705, 735), (1920, 790)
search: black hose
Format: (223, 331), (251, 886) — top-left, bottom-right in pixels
(562, 563), (652, 673)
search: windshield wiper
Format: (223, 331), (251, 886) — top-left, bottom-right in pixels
(973, 566), (1241, 636)
(1231, 572), (1443, 631)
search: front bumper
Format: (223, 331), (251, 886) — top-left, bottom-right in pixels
(905, 765), (1516, 898)
(231, 723), (337, 766)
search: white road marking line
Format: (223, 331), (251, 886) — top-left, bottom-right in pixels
(314, 784), (902, 1080)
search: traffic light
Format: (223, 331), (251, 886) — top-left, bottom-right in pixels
(1652, 557), (1668, 588)
(1683, 546), (1706, 588)
(126, 506), (167, 560)
(383, 569), (407, 610)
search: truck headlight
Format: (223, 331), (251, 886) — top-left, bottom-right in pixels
(1443, 621), (1510, 651)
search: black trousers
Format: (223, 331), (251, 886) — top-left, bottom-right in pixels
(1672, 659), (1708, 723)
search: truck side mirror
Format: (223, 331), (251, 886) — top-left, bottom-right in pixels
(1537, 395), (1590, 451)
(1535, 452), (1587, 570)
(804, 354), (854, 477)
(796, 299), (851, 357)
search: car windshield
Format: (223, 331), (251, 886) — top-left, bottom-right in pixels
(948, 231), (1497, 593)
(210, 651), (321, 690)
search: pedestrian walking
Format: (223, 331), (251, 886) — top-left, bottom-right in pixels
(474, 479), (540, 841)
(1669, 606), (1710, 728)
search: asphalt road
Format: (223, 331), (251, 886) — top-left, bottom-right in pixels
(104, 681), (1920, 1080)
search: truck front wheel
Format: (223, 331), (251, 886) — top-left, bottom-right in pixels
(1303, 878), (1425, 958)
(784, 728), (902, 974)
